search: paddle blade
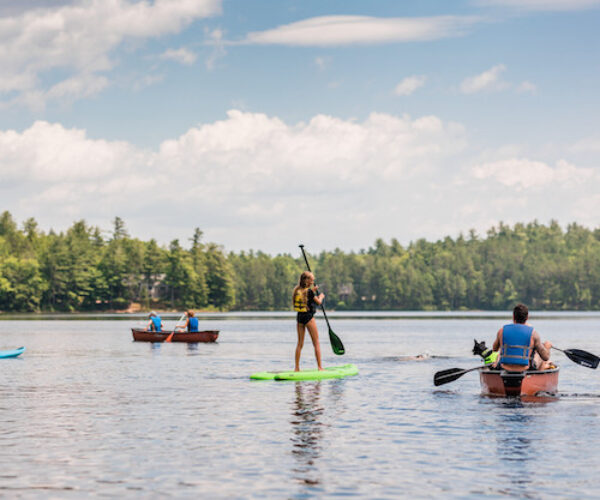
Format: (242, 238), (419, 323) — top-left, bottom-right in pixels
(433, 367), (466, 386)
(564, 348), (600, 369)
(329, 328), (345, 355)
(164, 332), (174, 343)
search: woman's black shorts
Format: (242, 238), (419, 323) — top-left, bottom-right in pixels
(297, 312), (314, 325)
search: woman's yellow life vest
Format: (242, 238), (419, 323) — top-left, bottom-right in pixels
(293, 288), (309, 312)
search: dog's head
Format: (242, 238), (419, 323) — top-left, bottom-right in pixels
(472, 339), (488, 357)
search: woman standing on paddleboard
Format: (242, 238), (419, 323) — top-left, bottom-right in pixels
(293, 271), (325, 372)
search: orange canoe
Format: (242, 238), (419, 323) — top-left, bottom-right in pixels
(479, 367), (559, 397)
(131, 328), (219, 343)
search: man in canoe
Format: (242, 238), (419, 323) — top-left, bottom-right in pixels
(492, 303), (553, 371)
(293, 271), (325, 372)
(147, 311), (163, 332)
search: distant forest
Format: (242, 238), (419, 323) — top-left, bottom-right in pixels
(1, 210), (600, 312)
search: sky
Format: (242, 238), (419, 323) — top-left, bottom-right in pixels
(1, 0), (599, 254)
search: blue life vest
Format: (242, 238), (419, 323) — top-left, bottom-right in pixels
(188, 317), (199, 332)
(500, 323), (533, 366)
(151, 315), (162, 332)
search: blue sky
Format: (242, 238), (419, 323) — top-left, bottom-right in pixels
(1, 0), (599, 253)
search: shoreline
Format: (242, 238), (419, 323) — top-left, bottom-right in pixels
(2, 310), (600, 320)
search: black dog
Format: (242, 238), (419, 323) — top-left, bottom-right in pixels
(473, 339), (496, 364)
(472, 339), (488, 358)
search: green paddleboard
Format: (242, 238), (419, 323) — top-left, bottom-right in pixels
(250, 364), (358, 381)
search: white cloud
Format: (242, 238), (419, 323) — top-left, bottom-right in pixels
(471, 158), (594, 189)
(46, 74), (110, 99)
(0, 0), (221, 105)
(157, 110), (467, 191)
(460, 64), (507, 94)
(204, 27), (226, 70)
(0, 121), (146, 182)
(394, 75), (426, 96)
(5, 73), (111, 111)
(240, 15), (481, 47)
(0, 1), (77, 17)
(517, 81), (537, 93)
(571, 137), (600, 153)
(459, 156), (600, 237)
(132, 74), (165, 92)
(0, 112), (467, 250)
(476, 0), (600, 11)
(460, 67), (537, 95)
(572, 193), (600, 222)
(2, 114), (598, 252)
(159, 48), (197, 66)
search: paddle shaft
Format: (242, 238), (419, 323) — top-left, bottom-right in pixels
(298, 245), (331, 330)
(454, 365), (485, 376)
(165, 312), (186, 342)
(175, 312), (186, 331)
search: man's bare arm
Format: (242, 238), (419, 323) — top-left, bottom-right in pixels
(492, 328), (502, 352)
(532, 330), (551, 360)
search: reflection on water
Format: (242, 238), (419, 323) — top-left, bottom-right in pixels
(186, 343), (199, 354)
(290, 382), (323, 490)
(148, 342), (201, 355)
(493, 403), (537, 498)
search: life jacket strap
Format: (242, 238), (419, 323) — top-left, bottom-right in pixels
(501, 344), (530, 360)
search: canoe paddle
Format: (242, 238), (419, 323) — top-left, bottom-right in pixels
(299, 244), (345, 355)
(434, 346), (600, 386)
(165, 312), (186, 343)
(433, 365), (486, 386)
(552, 346), (599, 369)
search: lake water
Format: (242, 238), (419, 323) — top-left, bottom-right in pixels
(1, 312), (600, 498)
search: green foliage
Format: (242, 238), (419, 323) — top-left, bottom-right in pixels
(0, 256), (46, 311)
(204, 243), (236, 309)
(229, 251), (301, 310)
(1, 213), (600, 312)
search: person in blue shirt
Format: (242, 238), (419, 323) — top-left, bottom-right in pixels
(178, 310), (199, 332)
(492, 303), (552, 371)
(147, 311), (163, 332)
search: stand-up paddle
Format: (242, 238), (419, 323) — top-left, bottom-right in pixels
(433, 365), (486, 386)
(299, 244), (345, 355)
(165, 313), (186, 343)
(552, 346), (599, 369)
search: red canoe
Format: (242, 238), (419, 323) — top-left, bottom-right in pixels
(479, 367), (559, 397)
(131, 328), (219, 343)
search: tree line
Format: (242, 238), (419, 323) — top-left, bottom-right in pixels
(1, 211), (600, 312)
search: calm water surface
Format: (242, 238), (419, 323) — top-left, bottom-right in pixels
(1, 313), (600, 498)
